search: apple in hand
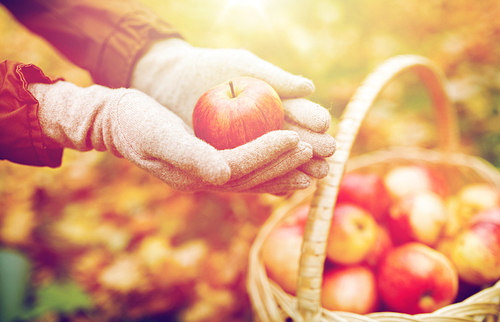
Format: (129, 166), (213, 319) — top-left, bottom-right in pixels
(377, 242), (458, 314)
(384, 165), (448, 200)
(192, 77), (284, 150)
(261, 205), (309, 295)
(326, 203), (378, 265)
(448, 210), (500, 285)
(337, 172), (391, 221)
(321, 265), (379, 314)
(388, 191), (447, 246)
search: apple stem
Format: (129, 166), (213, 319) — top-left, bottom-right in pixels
(229, 80), (236, 98)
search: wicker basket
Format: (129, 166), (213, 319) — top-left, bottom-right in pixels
(247, 55), (500, 322)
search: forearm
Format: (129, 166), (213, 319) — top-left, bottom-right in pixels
(29, 81), (125, 156)
(0, 60), (63, 167)
(1, 0), (183, 88)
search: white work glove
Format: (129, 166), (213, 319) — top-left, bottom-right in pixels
(131, 38), (336, 179)
(30, 81), (315, 193)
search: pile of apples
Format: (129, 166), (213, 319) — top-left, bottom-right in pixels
(262, 164), (500, 315)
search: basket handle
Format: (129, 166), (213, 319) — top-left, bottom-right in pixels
(296, 55), (460, 321)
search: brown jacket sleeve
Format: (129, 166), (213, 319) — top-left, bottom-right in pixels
(0, 60), (64, 167)
(0, 0), (183, 88)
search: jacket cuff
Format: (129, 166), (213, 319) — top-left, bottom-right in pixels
(94, 10), (183, 88)
(0, 61), (64, 167)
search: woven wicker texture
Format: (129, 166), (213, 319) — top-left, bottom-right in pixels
(248, 55), (500, 322)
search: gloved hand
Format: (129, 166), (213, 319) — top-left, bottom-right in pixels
(29, 81), (315, 193)
(131, 38), (336, 179)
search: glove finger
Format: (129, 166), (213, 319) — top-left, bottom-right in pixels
(129, 158), (203, 191)
(148, 139), (313, 192)
(164, 137), (231, 185)
(204, 141), (313, 192)
(206, 49), (315, 99)
(283, 122), (336, 158)
(298, 158), (330, 179)
(245, 170), (312, 194)
(219, 130), (300, 180)
(282, 98), (332, 133)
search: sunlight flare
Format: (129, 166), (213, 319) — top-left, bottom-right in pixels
(226, 0), (267, 12)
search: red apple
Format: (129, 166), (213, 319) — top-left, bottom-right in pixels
(365, 225), (394, 267)
(261, 205), (309, 295)
(281, 204), (310, 227)
(192, 77), (284, 150)
(456, 184), (500, 224)
(469, 206), (500, 226)
(388, 191), (447, 246)
(445, 186), (500, 237)
(377, 242), (458, 314)
(326, 203), (378, 265)
(321, 265), (379, 314)
(448, 219), (500, 285)
(458, 183), (500, 211)
(337, 172), (391, 221)
(384, 165), (448, 200)
(443, 196), (465, 238)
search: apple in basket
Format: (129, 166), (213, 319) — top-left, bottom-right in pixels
(321, 265), (379, 314)
(387, 191), (447, 246)
(447, 207), (500, 285)
(261, 205), (309, 295)
(469, 206), (500, 226)
(337, 172), (391, 221)
(364, 224), (394, 267)
(377, 242), (458, 314)
(457, 184), (500, 217)
(192, 77), (284, 150)
(444, 184), (500, 237)
(326, 203), (378, 265)
(383, 165), (448, 200)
